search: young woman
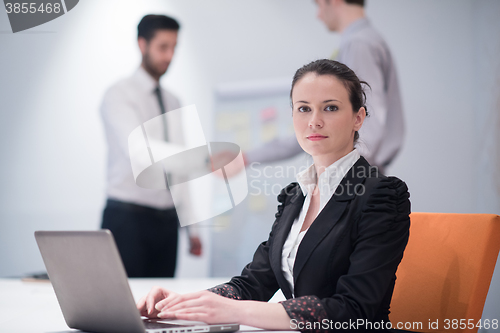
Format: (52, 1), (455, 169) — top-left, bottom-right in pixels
(137, 59), (411, 332)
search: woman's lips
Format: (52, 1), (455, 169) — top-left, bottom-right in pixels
(307, 134), (328, 141)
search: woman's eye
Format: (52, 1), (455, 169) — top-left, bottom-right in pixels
(325, 105), (338, 112)
(298, 106), (310, 112)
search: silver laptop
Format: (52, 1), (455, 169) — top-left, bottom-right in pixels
(35, 230), (239, 333)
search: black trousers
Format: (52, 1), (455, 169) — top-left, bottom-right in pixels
(101, 199), (179, 278)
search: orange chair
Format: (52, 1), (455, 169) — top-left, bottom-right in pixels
(390, 213), (500, 332)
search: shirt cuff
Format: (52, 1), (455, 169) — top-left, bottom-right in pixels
(280, 295), (328, 333)
(207, 284), (242, 300)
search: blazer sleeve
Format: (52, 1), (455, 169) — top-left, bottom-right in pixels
(280, 176), (410, 332)
(208, 184), (299, 301)
(208, 237), (280, 302)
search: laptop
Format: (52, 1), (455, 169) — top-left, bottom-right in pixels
(35, 230), (239, 333)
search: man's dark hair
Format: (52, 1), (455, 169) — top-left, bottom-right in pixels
(345, 0), (365, 6)
(138, 15), (180, 42)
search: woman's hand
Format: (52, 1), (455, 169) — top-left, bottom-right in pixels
(156, 290), (292, 330)
(155, 290), (241, 324)
(136, 286), (179, 318)
(138, 288), (292, 330)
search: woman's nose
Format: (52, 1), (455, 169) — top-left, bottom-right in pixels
(309, 111), (324, 128)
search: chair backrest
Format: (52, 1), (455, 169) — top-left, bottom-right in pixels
(390, 213), (500, 332)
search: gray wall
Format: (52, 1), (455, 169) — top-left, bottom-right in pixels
(0, 0), (499, 326)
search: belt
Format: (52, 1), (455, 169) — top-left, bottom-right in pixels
(106, 199), (177, 215)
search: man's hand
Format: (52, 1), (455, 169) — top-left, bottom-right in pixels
(210, 151), (245, 178)
(189, 235), (202, 256)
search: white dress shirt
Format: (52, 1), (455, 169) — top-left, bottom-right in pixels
(100, 66), (186, 210)
(281, 149), (361, 296)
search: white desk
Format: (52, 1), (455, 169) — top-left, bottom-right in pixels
(0, 278), (292, 333)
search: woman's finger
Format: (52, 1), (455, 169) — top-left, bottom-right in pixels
(145, 292), (157, 315)
(164, 298), (203, 312)
(155, 292), (181, 311)
(169, 311), (208, 323)
(158, 306), (207, 320)
(136, 295), (149, 316)
(157, 291), (204, 310)
(145, 287), (167, 315)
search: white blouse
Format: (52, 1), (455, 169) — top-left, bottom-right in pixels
(281, 149), (361, 296)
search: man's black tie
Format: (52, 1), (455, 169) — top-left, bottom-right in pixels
(154, 86), (171, 189)
(154, 86), (169, 141)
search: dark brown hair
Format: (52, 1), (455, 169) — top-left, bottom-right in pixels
(138, 15), (180, 42)
(290, 59), (370, 144)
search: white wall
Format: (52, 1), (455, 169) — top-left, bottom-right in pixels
(374, 0), (473, 212)
(0, 0), (499, 319)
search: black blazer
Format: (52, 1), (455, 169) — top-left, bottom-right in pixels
(213, 157), (410, 330)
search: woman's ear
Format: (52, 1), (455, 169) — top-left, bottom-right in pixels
(353, 107), (366, 131)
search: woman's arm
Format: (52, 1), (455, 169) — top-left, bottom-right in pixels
(153, 290), (292, 330)
(138, 287), (292, 329)
(201, 184), (299, 302)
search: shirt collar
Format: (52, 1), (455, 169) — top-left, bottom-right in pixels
(133, 66), (159, 93)
(296, 149), (361, 197)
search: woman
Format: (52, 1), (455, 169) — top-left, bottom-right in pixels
(137, 59), (410, 332)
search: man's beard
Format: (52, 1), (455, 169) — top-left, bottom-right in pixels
(143, 52), (168, 79)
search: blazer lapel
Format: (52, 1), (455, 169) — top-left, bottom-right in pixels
(292, 157), (371, 287)
(270, 186), (305, 299)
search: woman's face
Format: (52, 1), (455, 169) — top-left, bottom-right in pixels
(292, 73), (365, 164)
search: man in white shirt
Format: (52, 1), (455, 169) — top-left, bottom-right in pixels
(100, 15), (201, 277)
(244, 0), (404, 174)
